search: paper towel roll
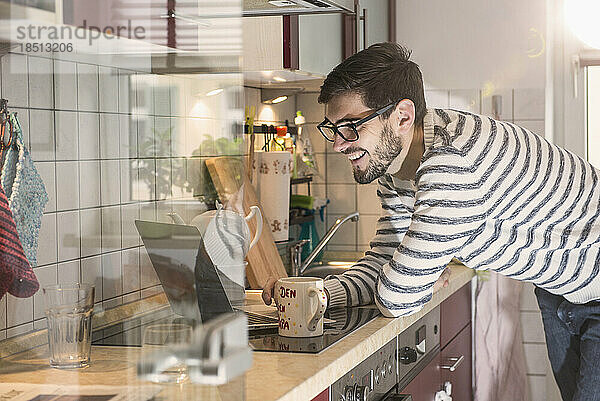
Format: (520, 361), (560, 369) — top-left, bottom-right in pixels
(255, 151), (291, 242)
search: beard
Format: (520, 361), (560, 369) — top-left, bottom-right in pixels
(350, 124), (404, 184)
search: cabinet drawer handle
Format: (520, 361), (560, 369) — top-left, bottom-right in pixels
(440, 355), (464, 372)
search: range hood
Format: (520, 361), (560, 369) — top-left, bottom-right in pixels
(243, 0), (354, 16)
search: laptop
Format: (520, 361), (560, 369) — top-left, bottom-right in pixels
(134, 220), (278, 331)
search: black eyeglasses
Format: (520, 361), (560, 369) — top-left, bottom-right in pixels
(317, 100), (399, 143)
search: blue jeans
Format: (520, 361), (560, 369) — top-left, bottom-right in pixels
(535, 287), (600, 401)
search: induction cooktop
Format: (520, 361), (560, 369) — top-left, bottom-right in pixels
(92, 306), (379, 354)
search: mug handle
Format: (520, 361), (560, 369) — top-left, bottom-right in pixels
(306, 287), (327, 332)
(246, 205), (263, 250)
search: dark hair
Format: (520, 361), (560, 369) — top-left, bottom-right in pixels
(318, 42), (426, 128)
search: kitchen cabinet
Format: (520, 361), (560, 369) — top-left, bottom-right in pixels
(399, 282), (472, 400)
(243, 14), (343, 76)
(399, 353), (442, 401)
(441, 323), (472, 401)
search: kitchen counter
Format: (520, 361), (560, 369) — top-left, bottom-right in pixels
(0, 263), (474, 401)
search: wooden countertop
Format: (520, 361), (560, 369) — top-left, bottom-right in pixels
(0, 264), (474, 401)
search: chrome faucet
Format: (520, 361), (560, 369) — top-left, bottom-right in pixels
(295, 212), (360, 276)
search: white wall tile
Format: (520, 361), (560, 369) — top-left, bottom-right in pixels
(1, 53), (29, 107)
(122, 248), (140, 293)
(155, 159), (172, 201)
(449, 89), (481, 113)
(140, 247), (160, 288)
(99, 66), (119, 113)
(33, 319), (47, 330)
(103, 297), (122, 310)
(171, 118), (185, 157)
(29, 109), (55, 162)
(57, 211), (80, 262)
(153, 76), (171, 116)
(301, 124), (328, 154)
(78, 112), (100, 159)
(520, 311), (545, 343)
(54, 60), (77, 110)
(77, 63), (99, 111)
(28, 56), (53, 109)
(55, 111), (79, 160)
(137, 115), (154, 157)
(80, 208), (101, 257)
(120, 159), (135, 203)
(81, 256), (102, 302)
(99, 114), (120, 159)
(12, 108), (30, 149)
(0, 330), (5, 340)
(123, 292), (140, 304)
(118, 70), (133, 114)
(79, 160), (101, 208)
(155, 200), (173, 223)
(312, 153), (327, 185)
(326, 214), (357, 247)
(358, 214), (379, 246)
(58, 260), (80, 284)
(102, 252), (122, 299)
(100, 160), (120, 206)
(527, 375), (547, 401)
(523, 343), (550, 375)
(121, 204), (140, 249)
(139, 202), (156, 222)
(36, 162), (56, 213)
(481, 89), (513, 121)
(55, 161), (79, 211)
(101, 206), (122, 253)
(327, 153), (355, 184)
(520, 282), (541, 312)
(169, 76), (183, 117)
(6, 294), (33, 327)
(296, 92), (324, 123)
(425, 90), (449, 108)
(514, 88), (545, 120)
(154, 117), (172, 157)
(357, 183), (380, 215)
(6, 323), (33, 338)
(327, 184), (357, 214)
(119, 114), (137, 159)
(515, 120), (545, 137)
(37, 213), (57, 266)
(136, 159), (156, 201)
(141, 285), (163, 299)
(0, 295), (6, 331)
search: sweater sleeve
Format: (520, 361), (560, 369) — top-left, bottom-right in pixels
(324, 175), (416, 309)
(375, 151), (486, 317)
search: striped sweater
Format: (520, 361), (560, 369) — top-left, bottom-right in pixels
(324, 108), (600, 317)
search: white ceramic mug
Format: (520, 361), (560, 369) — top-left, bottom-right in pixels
(275, 277), (327, 337)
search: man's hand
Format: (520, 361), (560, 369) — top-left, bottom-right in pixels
(262, 277), (278, 305)
(433, 267), (451, 292)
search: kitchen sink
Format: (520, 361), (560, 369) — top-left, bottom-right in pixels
(300, 261), (354, 278)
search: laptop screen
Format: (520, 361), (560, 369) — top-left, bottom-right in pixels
(135, 220), (234, 323)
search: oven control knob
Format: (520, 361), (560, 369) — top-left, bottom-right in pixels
(381, 365), (387, 379)
(354, 384), (369, 401)
(387, 358), (394, 375)
(374, 365), (381, 384)
(399, 347), (418, 365)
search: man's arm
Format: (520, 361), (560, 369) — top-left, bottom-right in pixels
(324, 175), (416, 308)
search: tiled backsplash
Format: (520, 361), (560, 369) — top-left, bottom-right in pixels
(0, 52), (243, 340)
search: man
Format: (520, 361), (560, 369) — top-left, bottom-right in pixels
(262, 42), (600, 400)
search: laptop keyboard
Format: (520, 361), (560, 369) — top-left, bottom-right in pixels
(246, 312), (278, 326)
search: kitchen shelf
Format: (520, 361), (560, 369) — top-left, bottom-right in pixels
(291, 175), (313, 185)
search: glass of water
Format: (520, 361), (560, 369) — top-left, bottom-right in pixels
(141, 323), (193, 384)
(43, 283), (95, 369)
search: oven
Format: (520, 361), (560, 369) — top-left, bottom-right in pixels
(330, 306), (440, 401)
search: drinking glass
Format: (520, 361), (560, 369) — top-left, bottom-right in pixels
(141, 323), (193, 384)
(43, 283), (95, 369)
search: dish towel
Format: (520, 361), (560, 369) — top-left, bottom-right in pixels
(0, 182), (39, 299)
(1, 113), (48, 266)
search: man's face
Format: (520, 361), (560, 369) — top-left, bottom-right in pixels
(325, 93), (407, 184)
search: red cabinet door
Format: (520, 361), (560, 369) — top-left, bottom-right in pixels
(441, 323), (472, 401)
(399, 352), (441, 401)
(440, 282), (471, 348)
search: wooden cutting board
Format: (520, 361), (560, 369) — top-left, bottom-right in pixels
(205, 156), (288, 288)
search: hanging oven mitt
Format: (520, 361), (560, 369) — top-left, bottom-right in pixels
(0, 182), (39, 299)
(1, 113), (49, 266)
